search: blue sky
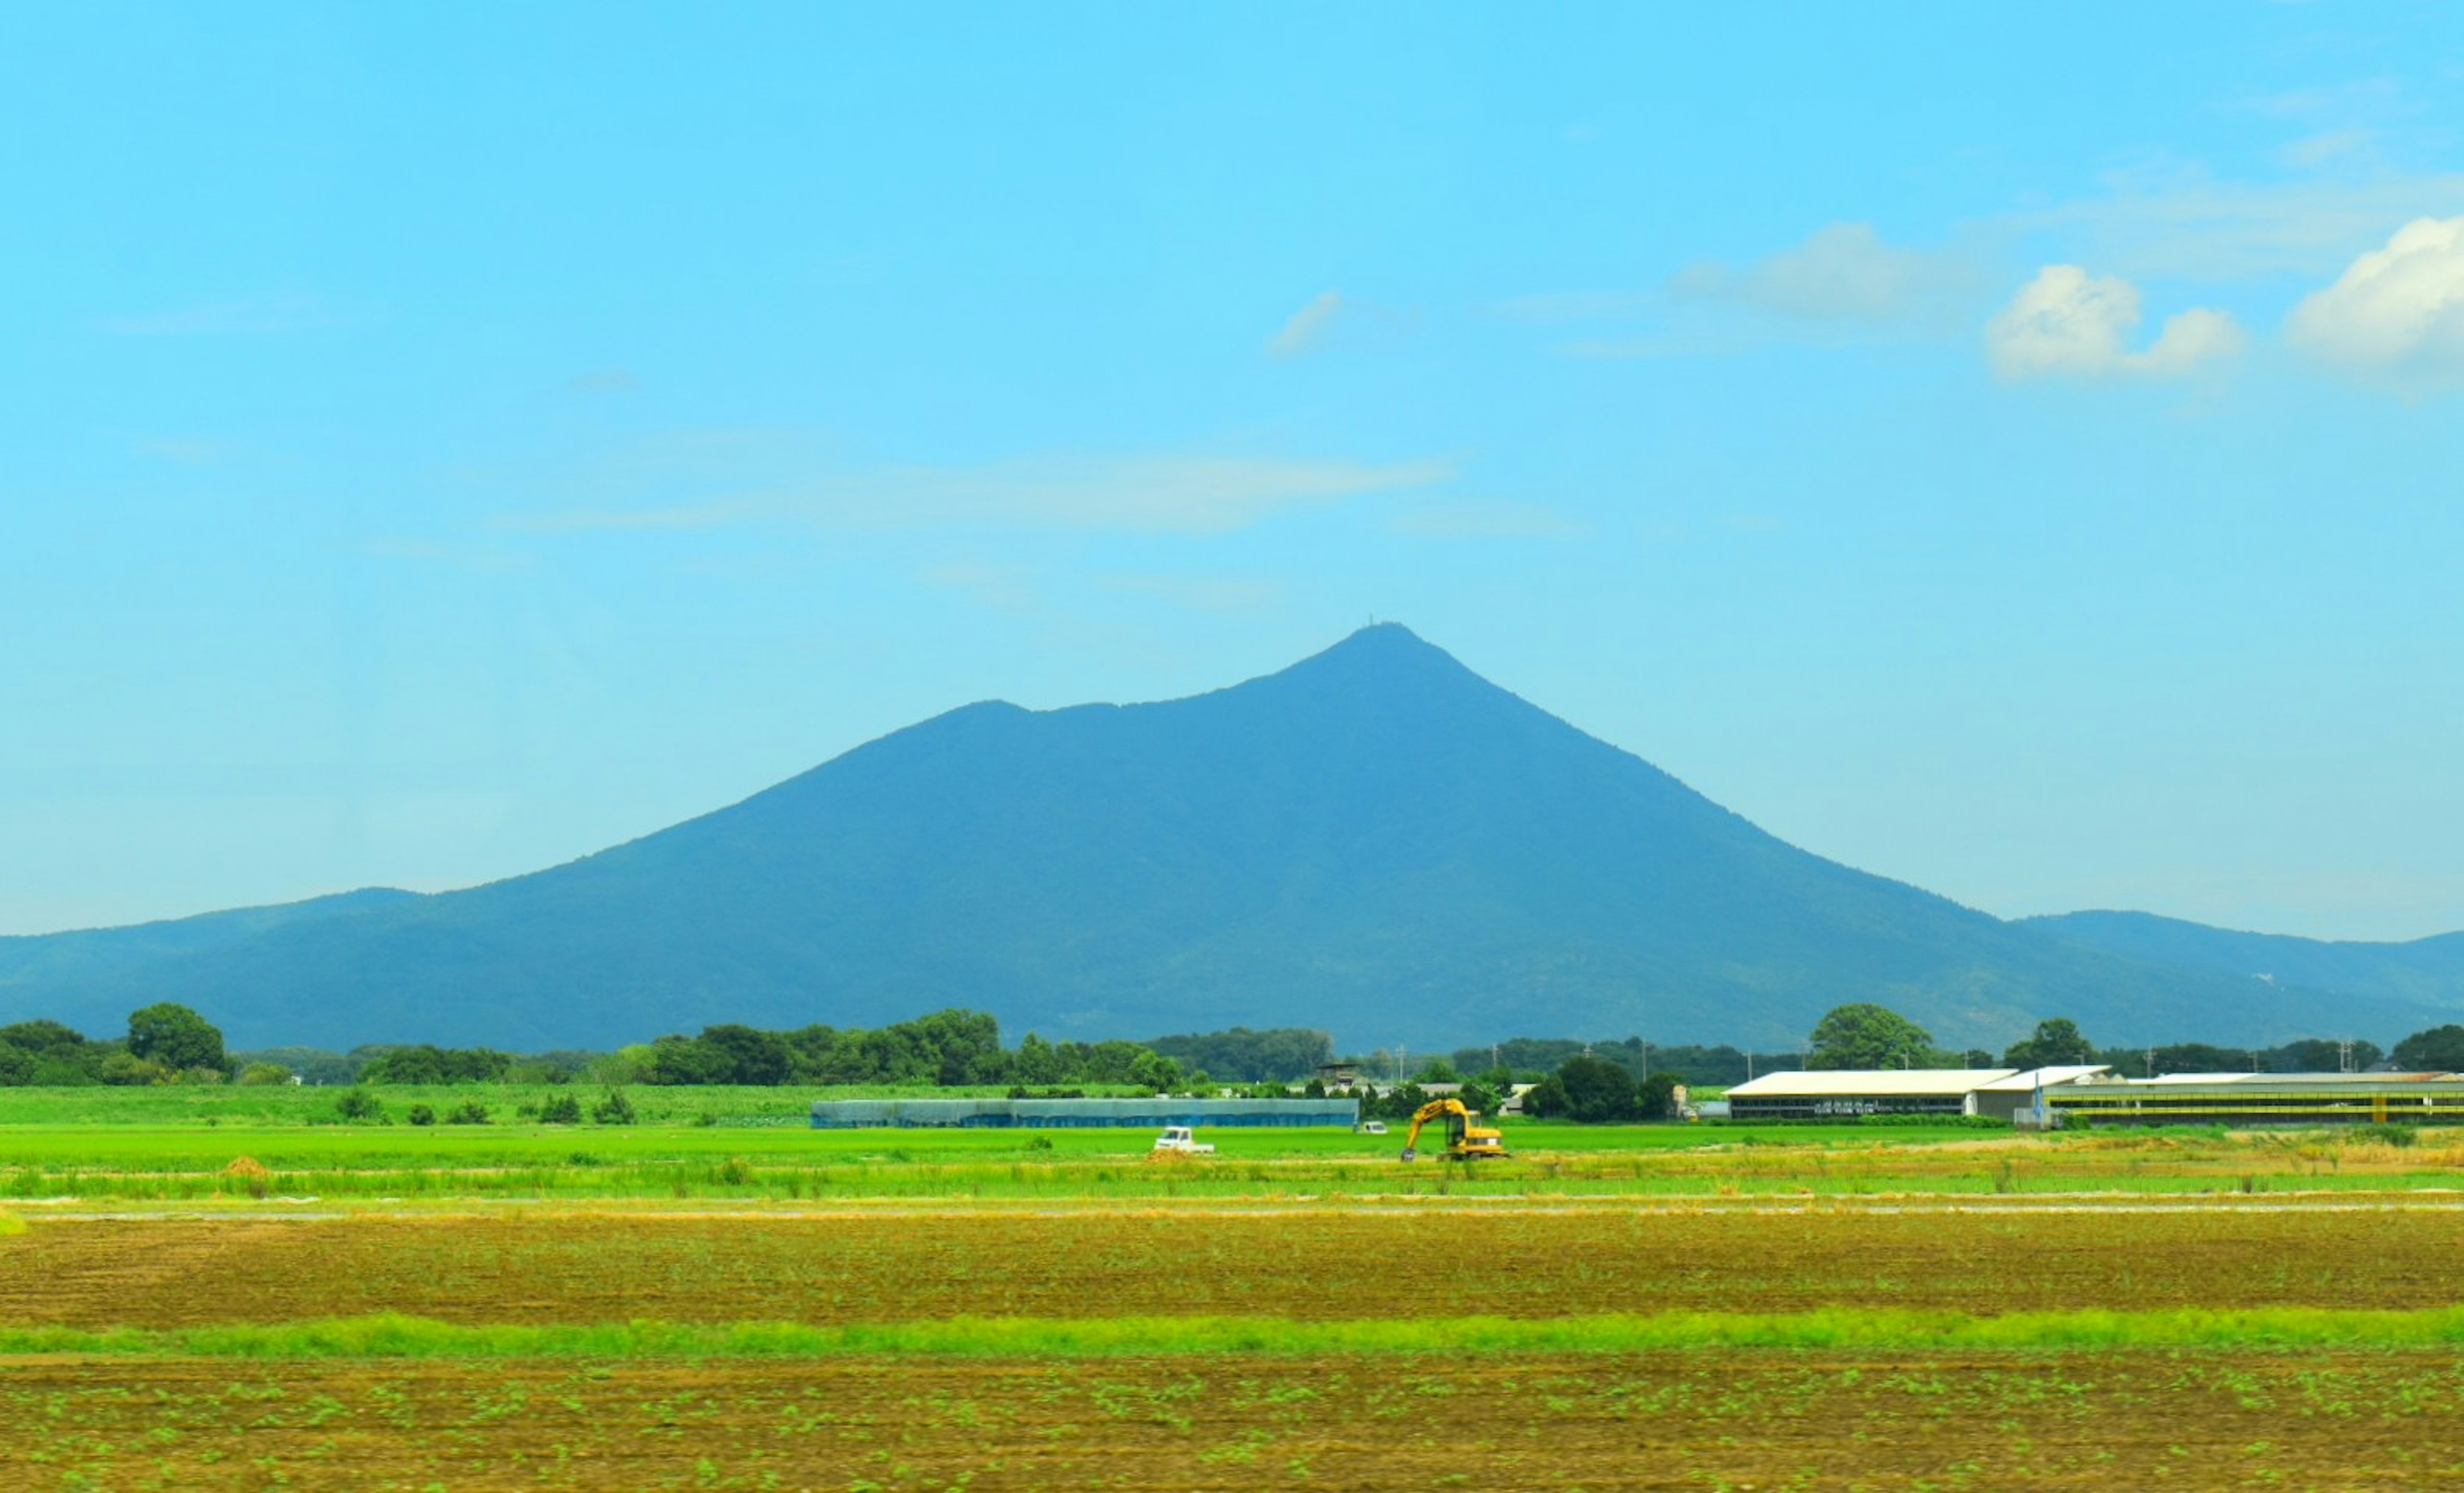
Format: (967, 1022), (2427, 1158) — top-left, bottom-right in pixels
(6, 3), (2463, 941)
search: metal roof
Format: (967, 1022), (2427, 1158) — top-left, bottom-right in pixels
(1974, 1065), (2110, 1091)
(1726, 1069), (2017, 1098)
(2067, 1071), (2463, 1092)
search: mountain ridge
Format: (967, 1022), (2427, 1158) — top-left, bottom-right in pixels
(1, 626), (2451, 1051)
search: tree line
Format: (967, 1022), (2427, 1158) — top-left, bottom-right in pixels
(0, 1004), (1342, 1094)
(10, 996), (2462, 1100)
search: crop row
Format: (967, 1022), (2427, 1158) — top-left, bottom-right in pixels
(1, 1351), (2459, 1490)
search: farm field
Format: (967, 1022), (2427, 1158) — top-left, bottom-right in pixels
(4, 1112), (2464, 1487)
(5, 1111), (2464, 1204)
(7, 1349), (2464, 1490)
(4, 1205), (2464, 1328)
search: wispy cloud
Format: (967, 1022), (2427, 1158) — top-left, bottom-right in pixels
(2005, 160), (2464, 282)
(1499, 223), (1979, 356)
(92, 293), (357, 337)
(1265, 289), (1419, 358)
(515, 451), (1453, 537)
(2286, 216), (2464, 385)
(921, 560), (1039, 612)
(1388, 499), (1583, 540)
(1669, 222), (1983, 330)
(569, 367), (640, 394)
(1985, 265), (2244, 381)
(1101, 574), (1283, 612)
(359, 539), (536, 574)
(1269, 291), (1345, 358)
(128, 435), (242, 467)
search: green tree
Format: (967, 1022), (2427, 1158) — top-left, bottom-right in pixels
(1638, 1071), (1688, 1120)
(126, 1003), (225, 1073)
(2393, 1025), (2464, 1072)
(1553, 1055), (1639, 1122)
(2266, 1038), (2383, 1073)
(235, 1062), (294, 1086)
(99, 1050), (168, 1086)
(1807, 1004), (1936, 1071)
(2003, 1018), (2094, 1069)
(1521, 1074), (1571, 1119)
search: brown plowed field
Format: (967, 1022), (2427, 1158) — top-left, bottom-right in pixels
(2, 1206), (2458, 1328)
(3, 1351), (2461, 1490)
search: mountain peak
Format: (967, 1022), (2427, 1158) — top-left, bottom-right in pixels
(1262, 622), (1482, 692)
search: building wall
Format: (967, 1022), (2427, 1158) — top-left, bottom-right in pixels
(2049, 1084), (2464, 1126)
(1727, 1093), (1974, 1121)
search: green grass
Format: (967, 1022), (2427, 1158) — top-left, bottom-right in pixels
(0, 1088), (2452, 1203)
(8, 1307), (2464, 1359)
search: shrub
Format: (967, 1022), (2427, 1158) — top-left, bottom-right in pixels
(406, 1103), (436, 1126)
(445, 1101), (491, 1126)
(2353, 1122), (2420, 1148)
(235, 1063), (294, 1087)
(538, 1094), (583, 1125)
(592, 1090), (637, 1125)
(334, 1089), (384, 1123)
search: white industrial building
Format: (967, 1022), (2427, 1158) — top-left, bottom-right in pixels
(1725, 1066), (2110, 1121)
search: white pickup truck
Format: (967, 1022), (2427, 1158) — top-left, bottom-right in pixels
(1152, 1126), (1215, 1155)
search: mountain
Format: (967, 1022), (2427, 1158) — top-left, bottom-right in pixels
(2026, 911), (2464, 1015)
(1, 625), (2442, 1052)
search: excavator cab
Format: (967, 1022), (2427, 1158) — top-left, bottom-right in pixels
(1398, 1098), (1509, 1161)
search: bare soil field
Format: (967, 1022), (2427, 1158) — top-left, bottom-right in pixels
(4, 1350), (2462, 1490)
(3, 1204), (2460, 1330)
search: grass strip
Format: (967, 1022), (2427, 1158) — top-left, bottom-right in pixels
(12, 1307), (2464, 1359)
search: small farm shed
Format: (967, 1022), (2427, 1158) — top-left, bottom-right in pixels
(810, 1096), (1361, 1130)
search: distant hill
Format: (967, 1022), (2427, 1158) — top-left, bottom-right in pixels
(2026, 911), (2464, 1015)
(0, 626), (2443, 1051)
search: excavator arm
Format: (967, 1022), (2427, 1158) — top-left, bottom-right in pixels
(1398, 1099), (1465, 1161)
(1398, 1098), (1507, 1161)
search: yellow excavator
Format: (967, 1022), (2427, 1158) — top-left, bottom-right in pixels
(1398, 1098), (1509, 1161)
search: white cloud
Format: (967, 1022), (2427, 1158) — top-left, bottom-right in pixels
(1984, 265), (2245, 381)
(2286, 216), (2464, 383)
(2005, 166), (2464, 281)
(519, 452), (1453, 537)
(1269, 291), (1345, 358)
(1670, 222), (1980, 327)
